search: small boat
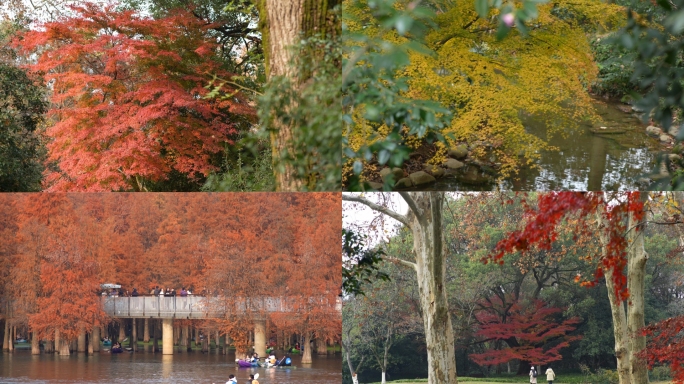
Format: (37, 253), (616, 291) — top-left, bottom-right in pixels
(277, 357), (292, 367)
(236, 359), (258, 368)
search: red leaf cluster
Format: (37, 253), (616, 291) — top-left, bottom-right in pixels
(486, 192), (645, 301)
(15, 4), (255, 191)
(470, 296), (581, 367)
(639, 317), (684, 383)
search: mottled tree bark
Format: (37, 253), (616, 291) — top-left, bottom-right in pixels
(626, 197), (649, 384)
(342, 192), (458, 384)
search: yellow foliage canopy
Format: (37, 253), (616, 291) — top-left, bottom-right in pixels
(344, 0), (626, 179)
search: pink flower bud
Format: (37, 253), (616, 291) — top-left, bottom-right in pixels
(502, 13), (515, 27)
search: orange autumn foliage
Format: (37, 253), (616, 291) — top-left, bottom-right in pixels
(15, 4), (255, 191)
(0, 193), (341, 348)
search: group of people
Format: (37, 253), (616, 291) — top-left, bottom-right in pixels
(151, 286), (192, 297)
(223, 373), (258, 384)
(530, 366), (556, 384)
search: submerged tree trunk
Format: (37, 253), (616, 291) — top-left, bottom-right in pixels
(77, 326), (86, 352)
(92, 324), (100, 352)
(59, 338), (70, 356)
(8, 326), (14, 352)
(31, 331), (40, 355)
(152, 320), (159, 353)
(258, 0), (340, 191)
(131, 318), (137, 352)
(301, 331), (312, 363)
(2, 320), (8, 350)
(143, 318), (150, 343)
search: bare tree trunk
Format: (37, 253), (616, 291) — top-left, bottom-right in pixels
(152, 320), (159, 353)
(301, 331), (312, 363)
(77, 326), (86, 352)
(59, 338), (70, 356)
(2, 320), (8, 350)
(258, 0), (340, 191)
(131, 318), (137, 351)
(143, 318), (150, 343)
(409, 193), (457, 384)
(627, 197), (649, 384)
(597, 205), (632, 384)
(92, 324), (100, 352)
(118, 321), (126, 342)
(31, 330), (40, 355)
(202, 334), (209, 353)
(342, 192), (457, 384)
(55, 329), (60, 354)
(8, 326), (14, 352)
(316, 337), (327, 355)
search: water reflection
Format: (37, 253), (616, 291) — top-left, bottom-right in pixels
(0, 351), (342, 383)
(428, 100), (661, 191)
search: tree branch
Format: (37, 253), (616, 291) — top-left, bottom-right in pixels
(398, 192), (423, 224)
(384, 255), (417, 271)
(342, 194), (411, 227)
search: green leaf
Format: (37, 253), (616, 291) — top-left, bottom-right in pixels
(395, 15), (413, 35)
(475, 0), (490, 18)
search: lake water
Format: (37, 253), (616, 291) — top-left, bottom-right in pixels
(0, 350), (342, 383)
(423, 99), (662, 191)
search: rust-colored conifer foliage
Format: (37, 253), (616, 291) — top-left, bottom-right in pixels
(0, 193), (340, 353)
(15, 4), (255, 191)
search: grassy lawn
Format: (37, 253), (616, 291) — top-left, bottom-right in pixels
(365, 376), (673, 384)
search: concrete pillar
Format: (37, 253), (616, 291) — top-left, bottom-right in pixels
(92, 325), (100, 352)
(254, 319), (266, 357)
(162, 318), (173, 355)
(77, 326), (86, 352)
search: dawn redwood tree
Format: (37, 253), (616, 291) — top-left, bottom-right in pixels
(16, 4), (255, 191)
(342, 192), (457, 384)
(257, 0), (340, 191)
(470, 298), (581, 369)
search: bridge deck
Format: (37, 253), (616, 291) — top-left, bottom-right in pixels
(101, 296), (341, 319)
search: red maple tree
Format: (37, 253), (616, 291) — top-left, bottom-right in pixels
(16, 4), (255, 191)
(470, 296), (580, 368)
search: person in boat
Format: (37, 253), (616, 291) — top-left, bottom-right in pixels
(249, 374), (259, 384)
(225, 374), (237, 384)
(268, 353), (276, 366)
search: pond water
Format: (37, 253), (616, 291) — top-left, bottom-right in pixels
(424, 99), (662, 191)
(0, 350), (342, 384)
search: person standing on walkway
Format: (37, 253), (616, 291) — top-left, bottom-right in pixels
(546, 367), (556, 384)
(352, 372), (359, 384)
(530, 365), (538, 384)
